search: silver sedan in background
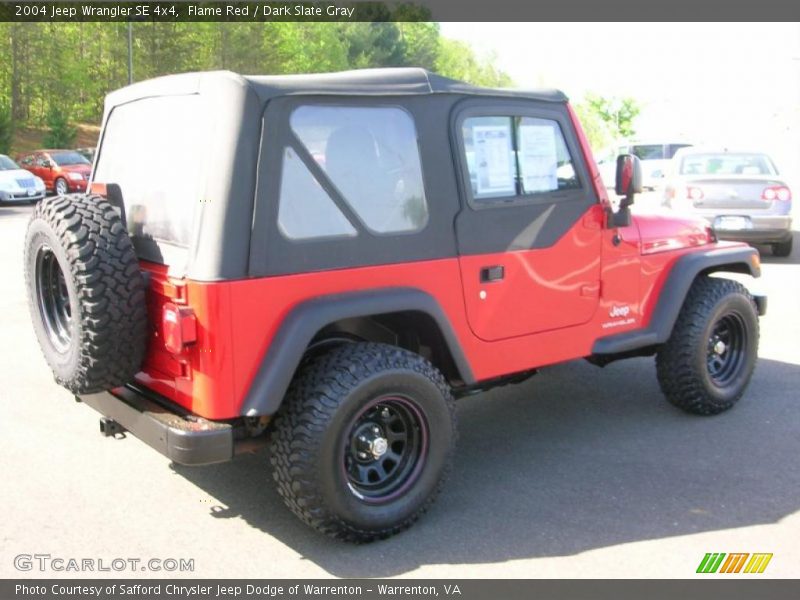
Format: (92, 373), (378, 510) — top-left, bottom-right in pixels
(663, 147), (793, 256)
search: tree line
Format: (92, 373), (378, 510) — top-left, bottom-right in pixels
(0, 21), (511, 150)
(0, 21), (637, 154)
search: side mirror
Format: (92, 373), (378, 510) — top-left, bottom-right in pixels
(612, 154), (642, 227)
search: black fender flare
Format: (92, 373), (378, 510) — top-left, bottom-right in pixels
(240, 287), (475, 416)
(592, 245), (765, 355)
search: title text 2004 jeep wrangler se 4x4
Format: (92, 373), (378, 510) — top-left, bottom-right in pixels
(25, 69), (766, 542)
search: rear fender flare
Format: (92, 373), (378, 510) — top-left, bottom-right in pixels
(240, 287), (474, 416)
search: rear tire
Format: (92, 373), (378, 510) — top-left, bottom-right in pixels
(270, 342), (456, 542)
(656, 277), (759, 415)
(24, 194), (147, 393)
(772, 237), (793, 258)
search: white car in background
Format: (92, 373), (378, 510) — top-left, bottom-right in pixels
(662, 147), (793, 257)
(597, 140), (693, 190)
(0, 154), (46, 204)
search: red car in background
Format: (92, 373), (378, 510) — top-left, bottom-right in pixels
(17, 149), (91, 195)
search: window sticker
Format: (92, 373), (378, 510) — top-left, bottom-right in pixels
(473, 125), (515, 196)
(519, 124), (558, 193)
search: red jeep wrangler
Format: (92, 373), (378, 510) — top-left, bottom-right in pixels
(24, 69), (765, 542)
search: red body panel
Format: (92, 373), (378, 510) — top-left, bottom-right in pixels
(458, 205), (604, 340)
(128, 102), (728, 420)
(135, 208), (722, 420)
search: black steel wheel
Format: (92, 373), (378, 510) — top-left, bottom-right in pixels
(344, 396), (428, 504)
(656, 277), (759, 415)
(706, 313), (748, 388)
(35, 244), (73, 353)
(271, 342), (456, 542)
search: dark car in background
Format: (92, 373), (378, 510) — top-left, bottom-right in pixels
(663, 147), (793, 257)
(0, 154), (46, 204)
(17, 149), (92, 196)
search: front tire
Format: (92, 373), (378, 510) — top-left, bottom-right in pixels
(656, 277), (759, 415)
(270, 343), (456, 542)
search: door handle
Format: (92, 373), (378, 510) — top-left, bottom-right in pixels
(480, 265), (505, 282)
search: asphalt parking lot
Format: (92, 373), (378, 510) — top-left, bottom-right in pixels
(0, 201), (798, 579)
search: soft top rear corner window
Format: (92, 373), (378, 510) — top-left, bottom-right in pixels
(93, 95), (205, 249)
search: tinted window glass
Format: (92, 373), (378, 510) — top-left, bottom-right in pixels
(94, 95), (205, 247)
(277, 147), (356, 240)
(50, 151), (90, 166)
(679, 153), (776, 176)
(462, 115), (579, 201)
(631, 144), (665, 160)
(291, 106), (428, 234)
(0, 155), (19, 170)
(666, 144), (691, 159)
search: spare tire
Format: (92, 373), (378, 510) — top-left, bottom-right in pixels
(24, 194), (147, 394)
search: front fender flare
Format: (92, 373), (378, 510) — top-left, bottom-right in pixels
(240, 287), (474, 416)
(592, 245), (763, 355)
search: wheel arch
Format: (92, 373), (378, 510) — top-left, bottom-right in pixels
(240, 287), (475, 417)
(592, 245), (765, 356)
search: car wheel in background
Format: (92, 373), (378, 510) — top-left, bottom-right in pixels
(54, 177), (68, 196)
(772, 236), (793, 258)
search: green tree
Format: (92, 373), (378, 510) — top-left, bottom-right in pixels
(343, 22), (406, 68)
(0, 20), (514, 138)
(43, 107), (77, 148)
(572, 101), (615, 153)
(435, 38), (512, 87)
(583, 93), (641, 139)
(0, 101), (12, 154)
(397, 22), (440, 70)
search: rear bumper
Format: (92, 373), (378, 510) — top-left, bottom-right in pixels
(79, 386), (234, 466)
(715, 228), (793, 244)
(701, 214), (793, 244)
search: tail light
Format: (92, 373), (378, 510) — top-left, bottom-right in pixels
(762, 186), (791, 202)
(89, 182), (107, 196)
(162, 303), (197, 355)
(686, 186), (704, 201)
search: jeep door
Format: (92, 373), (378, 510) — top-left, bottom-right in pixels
(452, 100), (603, 341)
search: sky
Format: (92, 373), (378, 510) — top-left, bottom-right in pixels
(439, 23), (800, 175)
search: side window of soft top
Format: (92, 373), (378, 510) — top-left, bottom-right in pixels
(281, 105), (429, 238)
(461, 114), (580, 204)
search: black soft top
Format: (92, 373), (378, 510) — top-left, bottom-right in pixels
(244, 68), (567, 102)
(98, 69), (569, 282)
(104, 68), (567, 108)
